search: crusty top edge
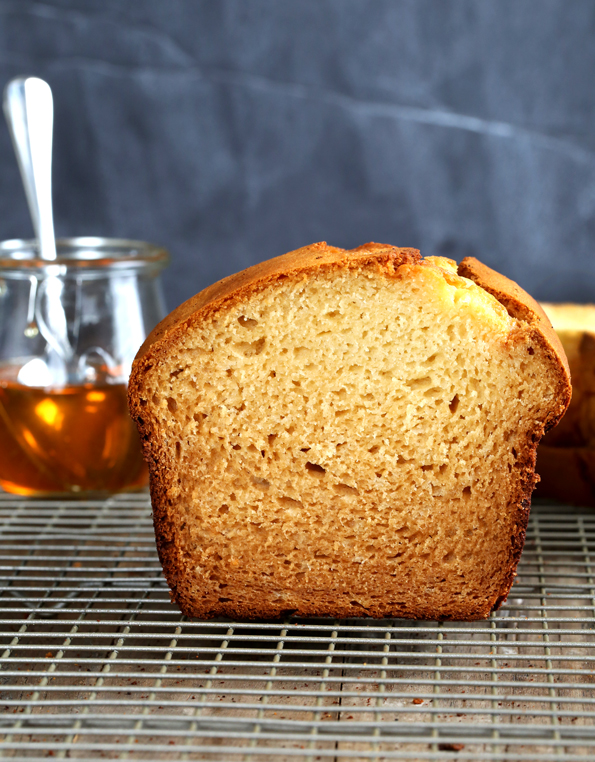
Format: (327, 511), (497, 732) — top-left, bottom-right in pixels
(133, 242), (422, 362)
(458, 256), (572, 428)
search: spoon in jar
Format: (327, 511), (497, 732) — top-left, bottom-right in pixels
(4, 77), (57, 261)
(3, 77), (72, 384)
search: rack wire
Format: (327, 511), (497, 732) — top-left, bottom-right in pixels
(1, 492), (595, 760)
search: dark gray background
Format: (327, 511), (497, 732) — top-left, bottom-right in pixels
(1, 0), (595, 309)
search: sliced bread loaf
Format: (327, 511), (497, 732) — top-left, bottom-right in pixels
(129, 243), (570, 620)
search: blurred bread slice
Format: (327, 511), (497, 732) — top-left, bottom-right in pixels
(537, 303), (595, 505)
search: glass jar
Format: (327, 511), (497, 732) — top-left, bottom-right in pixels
(0, 237), (169, 496)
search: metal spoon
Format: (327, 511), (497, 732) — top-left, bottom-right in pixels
(3, 77), (72, 385)
(3, 77), (57, 261)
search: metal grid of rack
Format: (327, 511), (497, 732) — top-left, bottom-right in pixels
(1, 493), (595, 760)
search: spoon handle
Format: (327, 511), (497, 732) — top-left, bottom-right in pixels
(3, 77), (57, 261)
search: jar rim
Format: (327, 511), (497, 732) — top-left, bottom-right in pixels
(0, 237), (170, 271)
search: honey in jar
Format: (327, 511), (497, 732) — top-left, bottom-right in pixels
(0, 366), (147, 496)
(0, 237), (168, 497)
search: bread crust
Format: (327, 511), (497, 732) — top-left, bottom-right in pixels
(457, 257), (571, 401)
(129, 244), (571, 621)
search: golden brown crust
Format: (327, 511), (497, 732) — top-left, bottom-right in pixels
(168, 594), (493, 621)
(458, 257), (572, 398)
(129, 244), (571, 621)
(458, 257), (571, 396)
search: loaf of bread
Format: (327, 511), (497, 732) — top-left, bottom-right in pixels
(129, 243), (570, 620)
(535, 303), (595, 506)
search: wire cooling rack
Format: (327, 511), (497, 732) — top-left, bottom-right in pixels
(1, 493), (595, 761)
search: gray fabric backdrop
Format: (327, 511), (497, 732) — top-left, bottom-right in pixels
(1, 0), (594, 309)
